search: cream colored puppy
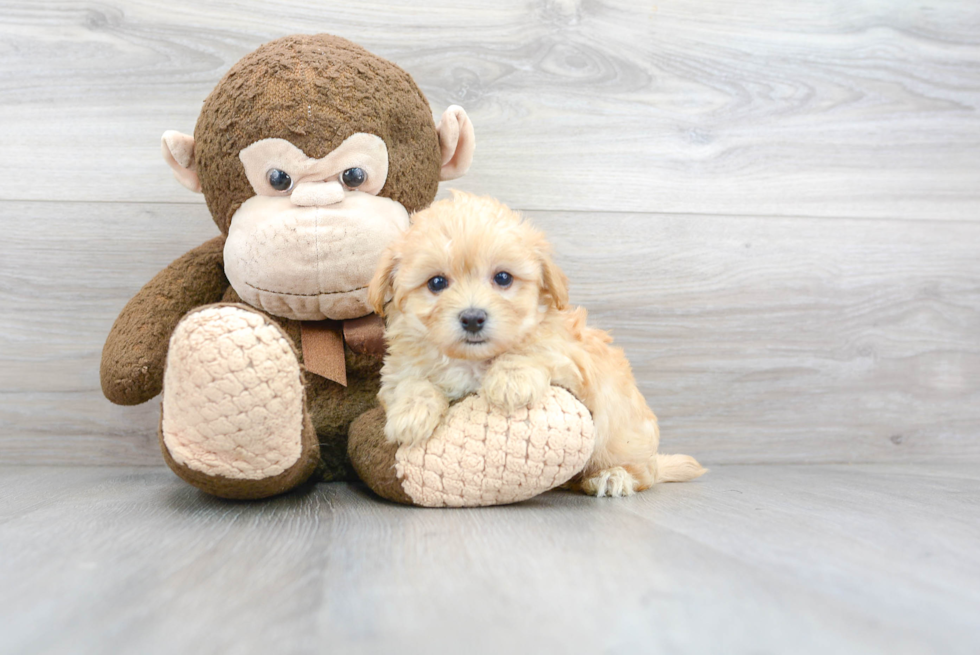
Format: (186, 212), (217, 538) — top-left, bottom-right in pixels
(368, 192), (705, 497)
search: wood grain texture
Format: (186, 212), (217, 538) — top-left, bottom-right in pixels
(3, 7), (978, 654)
(1, 1), (978, 466)
(0, 0), (979, 218)
(2, 200), (978, 466)
(1, 464), (978, 654)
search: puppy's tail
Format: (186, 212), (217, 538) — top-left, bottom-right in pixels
(654, 453), (707, 483)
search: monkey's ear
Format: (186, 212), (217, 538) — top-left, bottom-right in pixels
(368, 245), (400, 317)
(161, 130), (202, 193)
(436, 106), (476, 181)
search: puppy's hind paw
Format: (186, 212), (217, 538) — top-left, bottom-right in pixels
(579, 467), (638, 498)
(482, 363), (550, 413)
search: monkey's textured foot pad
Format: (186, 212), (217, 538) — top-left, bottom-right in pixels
(350, 387), (595, 507)
(160, 305), (319, 499)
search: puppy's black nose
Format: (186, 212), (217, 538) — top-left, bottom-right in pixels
(459, 308), (487, 334)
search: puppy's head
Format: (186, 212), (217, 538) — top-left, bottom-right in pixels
(369, 191), (568, 361)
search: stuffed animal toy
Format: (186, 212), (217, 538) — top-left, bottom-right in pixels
(100, 33), (595, 505)
(350, 389), (595, 507)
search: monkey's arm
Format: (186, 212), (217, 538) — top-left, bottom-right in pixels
(101, 235), (228, 405)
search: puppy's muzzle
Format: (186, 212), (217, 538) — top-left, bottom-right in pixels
(459, 308), (487, 334)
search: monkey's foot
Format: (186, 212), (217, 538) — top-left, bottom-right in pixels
(160, 304), (319, 499)
(349, 388), (596, 507)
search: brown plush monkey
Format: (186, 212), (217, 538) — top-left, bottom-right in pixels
(101, 34), (476, 499)
(102, 34), (595, 504)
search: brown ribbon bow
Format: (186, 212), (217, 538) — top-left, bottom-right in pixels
(300, 314), (386, 386)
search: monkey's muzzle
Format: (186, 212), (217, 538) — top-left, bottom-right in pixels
(224, 192), (410, 321)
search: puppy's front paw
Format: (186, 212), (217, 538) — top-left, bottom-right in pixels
(482, 362), (551, 413)
(579, 467), (638, 498)
(384, 391), (447, 447)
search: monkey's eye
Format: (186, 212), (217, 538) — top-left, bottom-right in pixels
(341, 167), (366, 188)
(427, 276), (449, 293)
(493, 271), (513, 288)
(267, 169), (292, 192)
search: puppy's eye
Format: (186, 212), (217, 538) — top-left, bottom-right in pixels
(267, 169), (292, 192)
(427, 276), (449, 293)
(341, 167), (366, 188)
(493, 271), (513, 288)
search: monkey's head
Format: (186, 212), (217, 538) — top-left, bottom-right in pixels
(161, 34), (475, 321)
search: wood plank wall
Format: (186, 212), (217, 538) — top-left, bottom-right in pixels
(1, 1), (978, 466)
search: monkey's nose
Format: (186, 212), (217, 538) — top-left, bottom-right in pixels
(459, 308), (487, 334)
(290, 181), (345, 207)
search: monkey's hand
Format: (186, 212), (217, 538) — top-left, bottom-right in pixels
(101, 235), (228, 406)
(381, 378), (449, 447)
(482, 355), (552, 414)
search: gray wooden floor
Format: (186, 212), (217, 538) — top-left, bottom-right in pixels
(1, 465), (978, 655)
(2, 2), (980, 653)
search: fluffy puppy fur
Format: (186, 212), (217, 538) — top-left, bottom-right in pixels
(368, 192), (705, 497)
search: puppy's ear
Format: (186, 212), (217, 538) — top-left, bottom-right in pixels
(369, 245), (399, 317)
(539, 250), (569, 310)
